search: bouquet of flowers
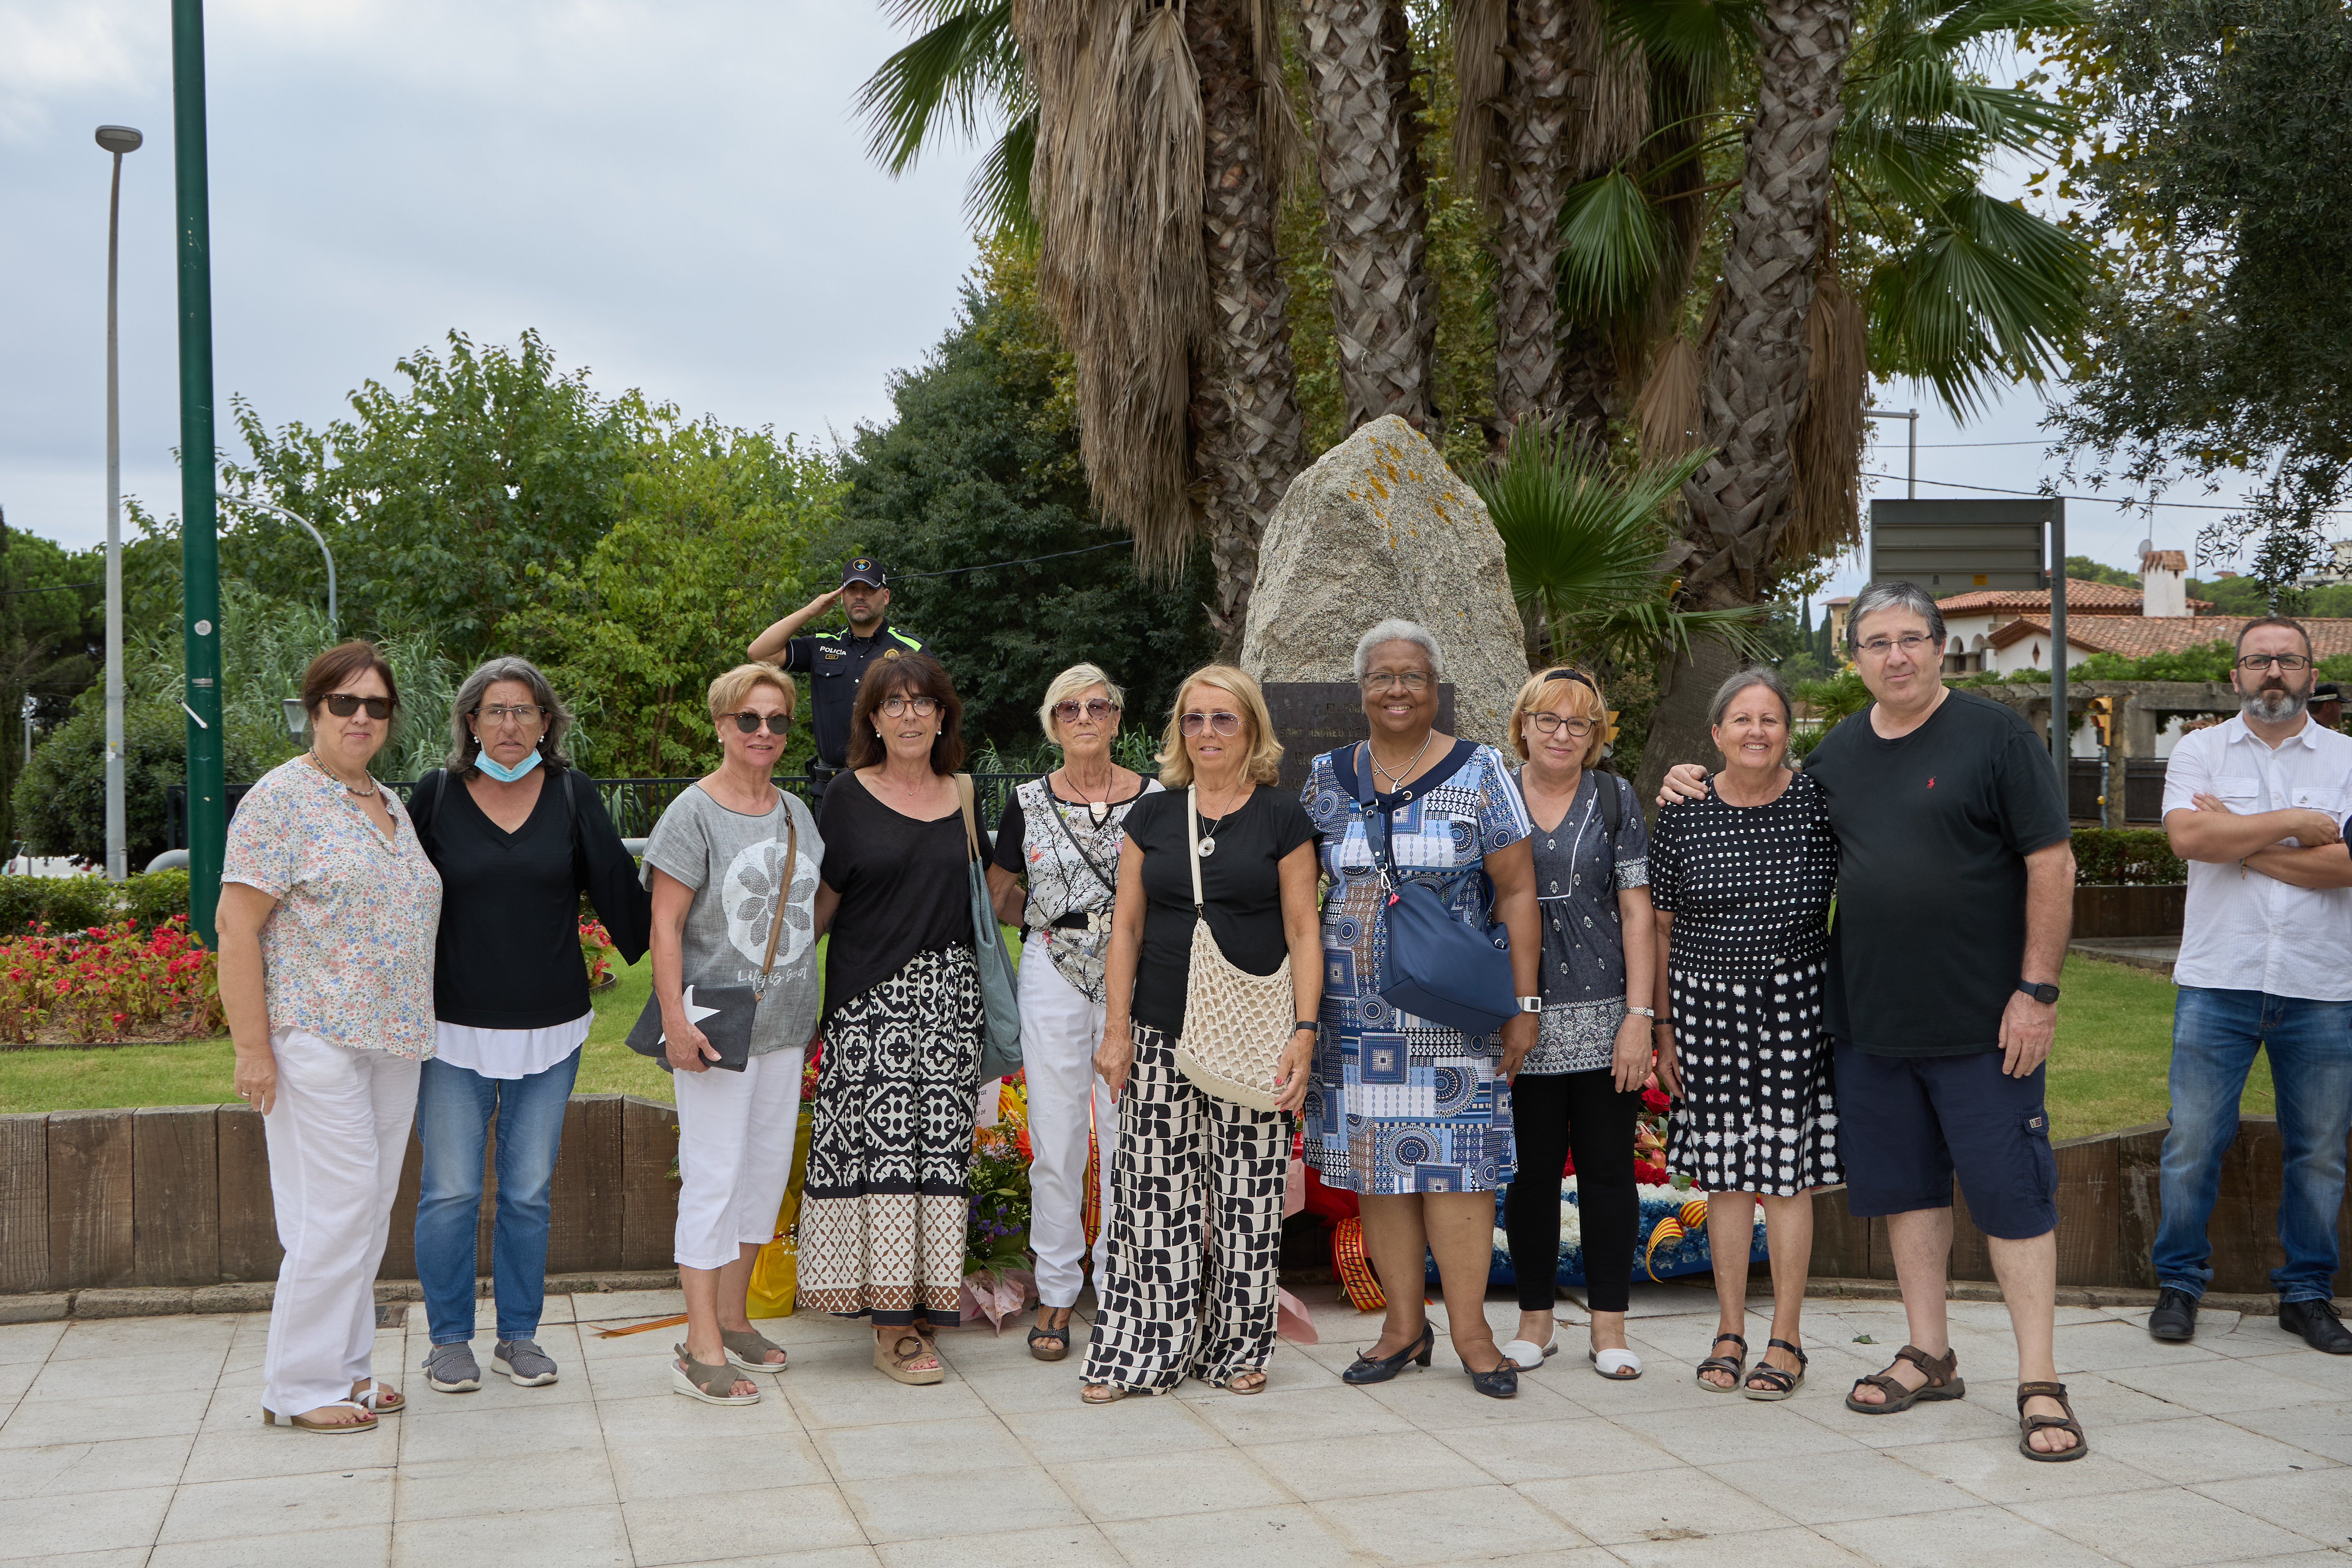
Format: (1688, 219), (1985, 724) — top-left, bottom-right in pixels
(961, 1072), (1039, 1329)
(579, 918), (614, 987)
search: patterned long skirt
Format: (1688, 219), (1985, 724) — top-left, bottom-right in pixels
(798, 945), (982, 1325)
(1662, 956), (1842, 1197)
(1082, 1022), (1288, 1393)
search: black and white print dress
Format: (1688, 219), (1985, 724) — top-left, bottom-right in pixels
(1005, 775), (1161, 1004)
(1649, 769), (1843, 1196)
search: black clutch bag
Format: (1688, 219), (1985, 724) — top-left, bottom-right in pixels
(628, 807), (794, 1074)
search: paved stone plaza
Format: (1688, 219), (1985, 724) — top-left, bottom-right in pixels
(2, 1284), (2347, 1568)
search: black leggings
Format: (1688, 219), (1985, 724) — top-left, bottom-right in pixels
(1506, 1068), (1643, 1313)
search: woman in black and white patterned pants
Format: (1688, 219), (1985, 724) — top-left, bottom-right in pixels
(1082, 665), (1323, 1401)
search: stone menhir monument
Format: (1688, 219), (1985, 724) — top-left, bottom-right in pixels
(1241, 416), (1529, 763)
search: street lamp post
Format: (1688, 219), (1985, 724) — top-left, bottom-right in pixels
(217, 494), (335, 633)
(96, 124), (143, 884)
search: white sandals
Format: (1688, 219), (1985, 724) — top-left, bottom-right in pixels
(1499, 1339), (1560, 1371)
(1588, 1346), (1643, 1380)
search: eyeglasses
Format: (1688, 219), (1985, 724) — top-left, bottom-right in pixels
(1180, 710), (1243, 737)
(322, 693), (392, 720)
(723, 712), (792, 734)
(1053, 698), (1119, 723)
(473, 704), (546, 726)
(1526, 713), (1594, 738)
(881, 696), (939, 718)
(1856, 633), (1938, 658)
(2238, 653), (2311, 672)
(1360, 671), (1432, 693)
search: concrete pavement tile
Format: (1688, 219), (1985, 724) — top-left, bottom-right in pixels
(1606, 1524), (1867, 1568)
(1789, 1387), (2020, 1449)
(2101, 1357), (2332, 1414)
(566, 1290), (688, 1325)
(2051, 1320), (2224, 1374)
(1890, 1433), (2169, 1505)
(1181, 1383), (1418, 1446)
(1615, 1401), (1867, 1465)
(1814, 1504), (2119, 1568)
(0, 1365), (37, 1407)
(148, 1524), (391, 1568)
(2012, 1484), (2317, 1568)
(1055, 1446), (1288, 1523)
(1310, 1481), (1591, 1564)
(0, 1325), (65, 1366)
(998, 1398), (1226, 1464)
(786, 1373), (991, 1430)
(2215, 1401), (2352, 1464)
(665, 1551), (882, 1568)
(607, 1431), (831, 1501)
(1467, 1552), (1618, 1568)
(841, 1463), (1086, 1543)
(875, 1524), (1125, 1568)
(0, 1434), (192, 1499)
(1953, 1371), (2205, 1431)
(815, 1413), (1028, 1479)
(1162, 1345), (1336, 1401)
(399, 1398), (609, 1462)
(48, 1317), (235, 1364)
(1557, 1282), (1720, 1319)
(2091, 1413), (2336, 1484)
(2191, 1470), (2352, 1551)
(960, 1367), (1094, 1417)
(587, 1391), (801, 1448)
(0, 1553), (149, 1568)
(1242, 1429), (1491, 1500)
(1513, 1466), (1794, 1546)
(1096, 1504), (1355, 1568)
(159, 1466), (395, 1542)
(624, 1483), (868, 1567)
(1353, 1365), (1595, 1430)
(22, 1353), (225, 1404)
(1428, 1414), (1678, 1483)
(179, 1421), (397, 1485)
(392, 1445), (618, 1520)
(391, 1504), (631, 1568)
(1710, 1447), (1979, 1524)
(0, 1389), (213, 1448)
(0, 1483), (170, 1558)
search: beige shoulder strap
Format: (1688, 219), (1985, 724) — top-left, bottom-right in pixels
(1185, 786), (1205, 913)
(758, 795), (797, 981)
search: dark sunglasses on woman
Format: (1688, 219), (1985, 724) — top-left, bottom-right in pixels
(724, 712), (792, 734)
(322, 693), (393, 720)
(1053, 698), (1119, 723)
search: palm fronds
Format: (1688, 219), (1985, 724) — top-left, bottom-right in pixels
(853, 0), (1037, 236)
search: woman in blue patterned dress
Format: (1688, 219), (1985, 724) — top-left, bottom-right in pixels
(1301, 620), (1540, 1399)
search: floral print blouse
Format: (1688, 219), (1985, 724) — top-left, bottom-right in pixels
(222, 756), (443, 1058)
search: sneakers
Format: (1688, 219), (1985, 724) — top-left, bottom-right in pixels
(493, 1339), (562, 1386)
(2279, 1298), (2352, 1355)
(424, 1341), (481, 1393)
(2147, 1287), (2198, 1343)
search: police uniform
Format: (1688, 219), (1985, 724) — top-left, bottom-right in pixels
(779, 590), (926, 816)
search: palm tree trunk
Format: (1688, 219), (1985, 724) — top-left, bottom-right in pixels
(1189, 0), (1307, 651)
(1300, 0), (1439, 432)
(1640, 0), (1854, 799)
(1491, 0), (1576, 433)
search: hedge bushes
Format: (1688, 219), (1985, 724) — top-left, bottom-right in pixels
(0, 870), (192, 938)
(2073, 827), (2185, 885)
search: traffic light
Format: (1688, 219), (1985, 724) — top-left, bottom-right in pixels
(2088, 695), (2115, 746)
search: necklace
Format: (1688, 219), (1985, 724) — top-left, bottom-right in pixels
(1059, 764), (1116, 826)
(1369, 730), (1436, 794)
(1194, 779), (1247, 857)
(306, 750), (378, 799)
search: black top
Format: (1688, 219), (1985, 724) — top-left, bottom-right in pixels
(407, 766), (652, 1030)
(1802, 688), (2070, 1056)
(1123, 784), (1317, 1037)
(1519, 768), (1651, 1004)
(816, 771), (975, 1017)
(990, 776), (1154, 875)
(777, 620), (927, 769)
(1649, 769), (1837, 978)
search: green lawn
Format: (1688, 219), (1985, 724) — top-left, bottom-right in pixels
(0, 951), (2270, 1136)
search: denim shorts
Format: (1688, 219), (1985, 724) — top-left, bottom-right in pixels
(1831, 1041), (2058, 1240)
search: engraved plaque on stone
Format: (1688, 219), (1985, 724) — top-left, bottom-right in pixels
(1261, 682), (1457, 794)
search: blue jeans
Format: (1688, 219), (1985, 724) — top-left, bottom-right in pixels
(414, 1049), (581, 1344)
(2155, 987), (2352, 1303)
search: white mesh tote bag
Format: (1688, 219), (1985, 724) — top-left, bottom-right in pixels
(1173, 786), (1294, 1113)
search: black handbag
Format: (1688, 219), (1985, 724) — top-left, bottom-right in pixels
(627, 801), (797, 1073)
(1351, 745), (1518, 1036)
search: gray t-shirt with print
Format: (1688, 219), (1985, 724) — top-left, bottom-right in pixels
(639, 784), (823, 1056)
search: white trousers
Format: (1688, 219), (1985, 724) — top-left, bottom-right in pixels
(673, 1047), (804, 1271)
(260, 1029), (420, 1418)
(1020, 933), (1115, 1308)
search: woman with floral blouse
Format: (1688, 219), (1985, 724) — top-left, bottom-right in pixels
(220, 642), (443, 1434)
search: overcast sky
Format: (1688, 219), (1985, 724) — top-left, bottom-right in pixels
(0, 1), (2287, 604)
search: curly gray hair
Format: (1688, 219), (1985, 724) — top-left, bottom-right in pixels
(1352, 619), (1446, 681)
(445, 655), (574, 775)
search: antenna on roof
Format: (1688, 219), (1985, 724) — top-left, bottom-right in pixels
(2136, 538), (2153, 560)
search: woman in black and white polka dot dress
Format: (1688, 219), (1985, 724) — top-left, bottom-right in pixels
(1649, 667), (1841, 1400)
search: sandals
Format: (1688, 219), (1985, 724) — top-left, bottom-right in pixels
(1695, 1332), (1747, 1391)
(875, 1332), (945, 1386)
(1588, 1347), (1643, 1380)
(1743, 1339), (1807, 1401)
(719, 1328), (789, 1375)
(2016, 1380), (2090, 1461)
(1080, 1382), (1130, 1405)
(1500, 1338), (1559, 1371)
(351, 1380), (404, 1415)
(1224, 1369), (1268, 1395)
(1845, 1343), (1964, 1414)
(262, 1399), (377, 1434)
(1029, 1308), (1073, 1363)
(671, 1343), (761, 1406)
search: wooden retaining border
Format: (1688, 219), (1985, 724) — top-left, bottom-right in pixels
(2073, 884), (2186, 940)
(0, 1093), (681, 1295)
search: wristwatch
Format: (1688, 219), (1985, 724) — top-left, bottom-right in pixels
(1517, 996), (1543, 1015)
(1292, 1020), (1319, 1035)
(2016, 980), (2061, 1006)
(1625, 1005), (1657, 1019)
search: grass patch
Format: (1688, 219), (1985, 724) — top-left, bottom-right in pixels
(0, 946), (2254, 1138)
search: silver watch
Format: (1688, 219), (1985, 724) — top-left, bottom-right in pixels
(1626, 1005), (1657, 1019)
(1517, 996), (1543, 1015)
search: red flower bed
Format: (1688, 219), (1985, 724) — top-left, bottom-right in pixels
(0, 918), (222, 1044)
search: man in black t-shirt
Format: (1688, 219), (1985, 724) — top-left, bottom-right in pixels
(1661, 580), (2082, 1459)
(747, 557), (927, 816)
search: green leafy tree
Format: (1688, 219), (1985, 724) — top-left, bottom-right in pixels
(0, 513), (105, 849)
(2065, 554), (2142, 588)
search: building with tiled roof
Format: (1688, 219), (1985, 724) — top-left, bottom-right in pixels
(1933, 549), (2238, 673)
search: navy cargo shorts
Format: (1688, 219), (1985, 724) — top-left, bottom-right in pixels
(1831, 1040), (2058, 1240)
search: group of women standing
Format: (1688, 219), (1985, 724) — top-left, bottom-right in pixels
(222, 618), (1846, 1434)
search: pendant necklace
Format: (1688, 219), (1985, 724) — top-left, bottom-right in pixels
(306, 750), (378, 799)
(1369, 731), (1436, 797)
(1196, 782), (1244, 857)
(1061, 767), (1114, 826)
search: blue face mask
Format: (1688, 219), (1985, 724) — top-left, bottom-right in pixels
(475, 746), (543, 784)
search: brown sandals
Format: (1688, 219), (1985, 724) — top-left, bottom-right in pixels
(1845, 1343), (1964, 1413)
(875, 1332), (945, 1386)
(2016, 1380), (2090, 1461)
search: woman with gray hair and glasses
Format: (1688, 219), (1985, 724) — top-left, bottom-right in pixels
(406, 656), (651, 1395)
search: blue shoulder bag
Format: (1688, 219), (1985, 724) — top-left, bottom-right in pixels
(1350, 745), (1518, 1036)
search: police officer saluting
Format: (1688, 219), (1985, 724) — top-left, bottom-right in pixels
(748, 557), (926, 815)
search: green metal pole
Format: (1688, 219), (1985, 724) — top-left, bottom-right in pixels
(173, 0), (224, 947)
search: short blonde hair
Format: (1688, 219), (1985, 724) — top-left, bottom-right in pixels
(1156, 664), (1283, 787)
(1510, 666), (1608, 768)
(1037, 663), (1126, 744)
(706, 662), (794, 724)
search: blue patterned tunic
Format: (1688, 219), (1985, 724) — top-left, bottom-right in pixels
(1301, 740), (1534, 1195)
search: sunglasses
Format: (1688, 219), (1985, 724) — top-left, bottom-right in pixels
(1053, 698), (1119, 723)
(322, 693), (393, 720)
(1181, 711), (1243, 737)
(723, 712), (792, 734)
